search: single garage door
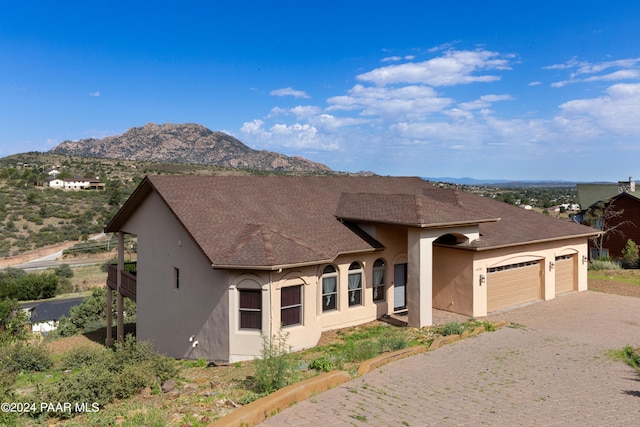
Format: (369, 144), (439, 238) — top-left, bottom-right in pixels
(487, 261), (542, 312)
(555, 254), (577, 294)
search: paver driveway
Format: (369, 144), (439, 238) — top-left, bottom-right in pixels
(260, 291), (640, 426)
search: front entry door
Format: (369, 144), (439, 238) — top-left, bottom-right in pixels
(394, 263), (407, 311)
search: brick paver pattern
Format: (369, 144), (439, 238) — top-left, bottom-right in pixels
(260, 291), (640, 426)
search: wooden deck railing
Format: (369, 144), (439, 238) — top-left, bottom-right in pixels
(106, 262), (137, 301)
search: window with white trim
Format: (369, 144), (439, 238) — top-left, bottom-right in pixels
(348, 262), (363, 306)
(321, 265), (338, 312)
(239, 289), (261, 330)
(281, 285), (302, 327)
(372, 259), (385, 302)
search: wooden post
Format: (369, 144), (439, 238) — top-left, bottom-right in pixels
(105, 285), (114, 346)
(117, 231), (124, 342)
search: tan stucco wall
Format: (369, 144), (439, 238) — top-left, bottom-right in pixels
(224, 223), (412, 360)
(119, 192), (231, 361)
(432, 246), (474, 315)
(471, 237), (589, 317)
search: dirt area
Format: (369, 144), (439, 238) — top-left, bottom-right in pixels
(0, 242), (71, 268)
(588, 276), (640, 298)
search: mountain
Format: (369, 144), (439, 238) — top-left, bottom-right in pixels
(49, 123), (331, 173)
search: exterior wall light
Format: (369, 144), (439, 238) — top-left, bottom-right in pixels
(479, 274), (486, 286)
(549, 261), (555, 271)
(582, 255), (588, 264)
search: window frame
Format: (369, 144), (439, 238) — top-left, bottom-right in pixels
(238, 289), (262, 330)
(280, 285), (303, 327)
(348, 262), (363, 307)
(372, 259), (386, 302)
(321, 265), (338, 312)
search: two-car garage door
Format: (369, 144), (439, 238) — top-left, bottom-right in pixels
(487, 261), (542, 312)
(487, 255), (577, 313)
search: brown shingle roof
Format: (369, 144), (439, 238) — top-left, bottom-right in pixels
(106, 175), (599, 268)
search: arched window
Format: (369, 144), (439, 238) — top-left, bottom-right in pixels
(321, 265), (338, 312)
(372, 259), (386, 302)
(348, 262), (363, 306)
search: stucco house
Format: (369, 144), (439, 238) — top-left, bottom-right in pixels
(48, 177), (105, 190)
(105, 175), (598, 363)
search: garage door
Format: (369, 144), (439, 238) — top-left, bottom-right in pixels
(487, 261), (542, 312)
(555, 255), (576, 294)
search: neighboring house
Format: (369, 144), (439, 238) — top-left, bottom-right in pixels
(577, 177), (639, 259)
(105, 175), (598, 363)
(23, 297), (84, 334)
(48, 177), (105, 190)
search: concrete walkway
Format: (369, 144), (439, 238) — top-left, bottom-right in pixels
(260, 291), (640, 426)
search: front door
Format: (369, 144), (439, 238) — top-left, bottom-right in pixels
(394, 263), (407, 311)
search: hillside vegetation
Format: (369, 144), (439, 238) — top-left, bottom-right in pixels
(0, 152), (314, 258)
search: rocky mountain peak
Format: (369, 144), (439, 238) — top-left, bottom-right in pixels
(49, 123), (331, 173)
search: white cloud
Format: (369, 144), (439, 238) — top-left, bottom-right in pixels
(557, 83), (640, 135)
(327, 84), (452, 118)
(458, 94), (514, 111)
(89, 91), (100, 97)
(270, 87), (310, 98)
(547, 57), (640, 87)
(382, 55), (416, 62)
(240, 119), (339, 151)
(356, 49), (512, 87)
(241, 47), (640, 178)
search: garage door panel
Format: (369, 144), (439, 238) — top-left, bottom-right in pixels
(555, 255), (576, 294)
(487, 262), (541, 312)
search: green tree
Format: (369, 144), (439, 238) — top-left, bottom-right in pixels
(0, 298), (28, 343)
(621, 239), (639, 268)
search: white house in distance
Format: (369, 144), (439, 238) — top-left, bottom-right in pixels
(105, 175), (599, 363)
(48, 177), (105, 190)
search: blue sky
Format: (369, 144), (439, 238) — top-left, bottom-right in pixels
(2, 1), (640, 181)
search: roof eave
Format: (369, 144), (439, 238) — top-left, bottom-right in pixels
(336, 216), (500, 229)
(211, 247), (381, 271)
(454, 230), (603, 252)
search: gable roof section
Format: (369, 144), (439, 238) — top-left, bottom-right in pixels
(577, 184), (619, 209)
(29, 298), (84, 323)
(106, 175), (600, 268)
(335, 192), (498, 227)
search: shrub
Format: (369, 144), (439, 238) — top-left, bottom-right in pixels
(379, 334), (409, 352)
(621, 239), (640, 269)
(32, 335), (177, 418)
(0, 342), (53, 373)
(588, 259), (622, 270)
(440, 321), (464, 336)
(309, 356), (334, 372)
(253, 330), (298, 394)
(60, 346), (106, 370)
(351, 339), (380, 362)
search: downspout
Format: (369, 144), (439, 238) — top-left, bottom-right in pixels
(269, 270), (275, 341)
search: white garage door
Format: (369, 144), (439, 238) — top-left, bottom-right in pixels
(487, 261), (542, 312)
(555, 255), (577, 294)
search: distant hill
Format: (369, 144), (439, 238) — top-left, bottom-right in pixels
(49, 123), (331, 173)
(424, 176), (581, 187)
